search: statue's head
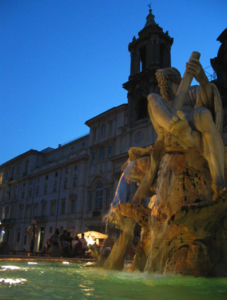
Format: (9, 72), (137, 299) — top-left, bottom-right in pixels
(155, 67), (181, 102)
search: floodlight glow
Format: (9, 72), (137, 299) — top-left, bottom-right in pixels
(86, 236), (95, 245)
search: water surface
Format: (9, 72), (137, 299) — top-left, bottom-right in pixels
(0, 260), (226, 300)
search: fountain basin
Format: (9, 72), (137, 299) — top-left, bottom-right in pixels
(0, 259), (226, 299)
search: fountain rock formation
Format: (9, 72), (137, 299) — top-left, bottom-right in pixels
(105, 52), (227, 276)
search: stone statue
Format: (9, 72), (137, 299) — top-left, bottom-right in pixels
(131, 52), (226, 203)
(104, 52), (227, 276)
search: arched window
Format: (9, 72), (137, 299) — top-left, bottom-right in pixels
(95, 182), (103, 211)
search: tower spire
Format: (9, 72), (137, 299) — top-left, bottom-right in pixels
(144, 3), (156, 27)
(148, 2), (152, 13)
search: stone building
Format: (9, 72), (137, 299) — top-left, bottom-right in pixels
(0, 9), (173, 251)
(211, 28), (227, 107)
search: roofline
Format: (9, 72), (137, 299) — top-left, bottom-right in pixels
(0, 149), (41, 168)
(85, 104), (128, 126)
(51, 134), (89, 152)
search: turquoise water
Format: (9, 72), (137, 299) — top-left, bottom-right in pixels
(0, 260), (227, 300)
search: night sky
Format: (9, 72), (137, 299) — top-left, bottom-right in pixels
(1, 0), (226, 165)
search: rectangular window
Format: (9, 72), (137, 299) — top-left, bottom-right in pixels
(71, 199), (76, 213)
(51, 202), (56, 216)
(73, 176), (77, 187)
(61, 200), (66, 215)
(10, 206), (14, 218)
(64, 178), (68, 190)
(99, 146), (105, 162)
(93, 128), (97, 139)
(108, 145), (112, 158)
(53, 181), (57, 192)
(45, 175), (48, 180)
(92, 151), (96, 164)
(19, 207), (23, 218)
(49, 226), (53, 234)
(5, 208), (9, 219)
(26, 206), (31, 218)
(36, 186), (39, 196)
(13, 186), (17, 200)
(88, 192), (92, 212)
(44, 184), (48, 194)
(33, 205), (38, 217)
(17, 231), (20, 242)
(101, 124), (106, 135)
(109, 121), (113, 132)
(41, 204), (46, 216)
(55, 172), (58, 177)
(24, 234), (27, 245)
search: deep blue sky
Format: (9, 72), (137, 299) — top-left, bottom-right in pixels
(0, 0), (226, 165)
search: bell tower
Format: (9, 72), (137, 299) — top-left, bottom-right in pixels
(123, 7), (173, 128)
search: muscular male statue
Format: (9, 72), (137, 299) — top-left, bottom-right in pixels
(132, 57), (226, 202)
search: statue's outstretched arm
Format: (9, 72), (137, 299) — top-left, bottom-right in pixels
(186, 58), (214, 111)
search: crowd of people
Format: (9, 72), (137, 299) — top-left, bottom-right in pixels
(45, 228), (89, 257)
(26, 220), (114, 259)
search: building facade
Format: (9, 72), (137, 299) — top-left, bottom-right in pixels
(0, 9), (174, 251)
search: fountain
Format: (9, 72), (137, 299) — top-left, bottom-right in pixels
(104, 52), (227, 276)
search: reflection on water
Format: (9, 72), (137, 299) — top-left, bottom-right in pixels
(1, 265), (20, 270)
(0, 261), (226, 300)
(0, 278), (26, 285)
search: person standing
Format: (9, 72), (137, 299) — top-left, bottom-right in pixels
(27, 220), (37, 255)
(80, 233), (88, 257)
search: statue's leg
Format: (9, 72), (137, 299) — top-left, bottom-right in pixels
(191, 108), (227, 200)
(132, 137), (164, 204)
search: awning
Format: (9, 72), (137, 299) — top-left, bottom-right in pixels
(78, 231), (108, 239)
